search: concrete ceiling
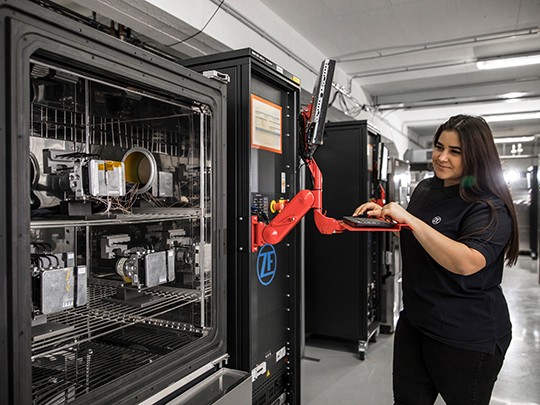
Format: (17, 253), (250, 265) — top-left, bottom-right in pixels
(259, 0), (540, 145)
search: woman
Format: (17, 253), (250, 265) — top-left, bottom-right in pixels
(354, 115), (518, 405)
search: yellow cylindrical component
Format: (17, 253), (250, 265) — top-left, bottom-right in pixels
(122, 147), (157, 194)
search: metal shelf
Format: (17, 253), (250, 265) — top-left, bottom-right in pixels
(33, 341), (161, 405)
(30, 209), (203, 229)
(32, 280), (205, 359)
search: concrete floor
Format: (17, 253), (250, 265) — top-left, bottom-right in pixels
(301, 256), (540, 405)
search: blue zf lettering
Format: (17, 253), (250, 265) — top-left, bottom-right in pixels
(257, 244), (277, 286)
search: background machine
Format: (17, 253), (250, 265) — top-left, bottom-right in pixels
(304, 120), (389, 360)
(380, 158), (410, 334)
(1, 1), (250, 404)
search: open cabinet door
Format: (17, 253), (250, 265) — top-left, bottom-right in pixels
(0, 1), (251, 404)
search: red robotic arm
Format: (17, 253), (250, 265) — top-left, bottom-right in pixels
(250, 158), (409, 252)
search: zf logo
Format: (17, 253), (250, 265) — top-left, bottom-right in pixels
(257, 244), (277, 286)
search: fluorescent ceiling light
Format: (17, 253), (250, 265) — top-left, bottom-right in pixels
(503, 169), (520, 183)
(504, 98), (523, 104)
(484, 112), (540, 122)
(476, 54), (540, 69)
(500, 92), (527, 99)
(494, 136), (536, 144)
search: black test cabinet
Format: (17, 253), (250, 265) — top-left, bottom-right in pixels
(304, 120), (385, 360)
(183, 49), (302, 405)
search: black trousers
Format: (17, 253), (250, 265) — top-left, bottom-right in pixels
(393, 316), (508, 405)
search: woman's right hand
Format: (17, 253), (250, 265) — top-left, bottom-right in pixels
(353, 202), (383, 218)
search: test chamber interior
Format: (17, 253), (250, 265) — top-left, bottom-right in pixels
(183, 49), (302, 405)
(304, 120), (386, 360)
(0, 1), (252, 404)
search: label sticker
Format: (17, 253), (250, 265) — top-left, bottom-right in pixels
(276, 346), (286, 362)
(251, 361), (267, 382)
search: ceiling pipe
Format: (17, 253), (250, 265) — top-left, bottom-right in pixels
(350, 59), (475, 78)
(335, 27), (540, 62)
(375, 95), (540, 111)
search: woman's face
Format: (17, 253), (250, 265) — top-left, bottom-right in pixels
(432, 130), (463, 186)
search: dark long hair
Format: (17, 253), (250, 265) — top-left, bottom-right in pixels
(433, 115), (519, 266)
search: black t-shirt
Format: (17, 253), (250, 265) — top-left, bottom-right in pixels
(400, 176), (512, 354)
